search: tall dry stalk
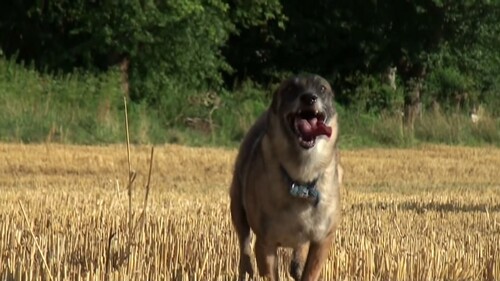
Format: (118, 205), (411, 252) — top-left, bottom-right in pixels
(133, 146), (154, 235)
(123, 96), (136, 255)
(18, 200), (54, 281)
(120, 95), (154, 259)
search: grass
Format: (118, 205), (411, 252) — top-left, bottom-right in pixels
(0, 143), (499, 280)
(1, 57), (499, 148)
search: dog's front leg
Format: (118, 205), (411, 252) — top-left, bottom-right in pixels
(300, 232), (335, 281)
(290, 242), (310, 280)
(254, 238), (278, 281)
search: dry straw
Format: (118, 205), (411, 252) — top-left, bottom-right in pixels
(0, 141), (498, 279)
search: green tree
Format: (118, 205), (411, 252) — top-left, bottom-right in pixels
(223, 0), (500, 116)
(0, 0), (283, 101)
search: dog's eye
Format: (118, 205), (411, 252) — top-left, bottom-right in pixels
(320, 85), (326, 93)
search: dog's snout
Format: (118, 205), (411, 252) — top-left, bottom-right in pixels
(300, 93), (318, 105)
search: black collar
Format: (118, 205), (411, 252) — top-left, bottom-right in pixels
(280, 165), (320, 206)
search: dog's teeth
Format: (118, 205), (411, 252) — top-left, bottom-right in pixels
(315, 110), (319, 115)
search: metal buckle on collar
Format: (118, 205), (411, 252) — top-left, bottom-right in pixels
(280, 165), (320, 206)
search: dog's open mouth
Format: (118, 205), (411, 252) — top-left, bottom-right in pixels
(289, 109), (332, 149)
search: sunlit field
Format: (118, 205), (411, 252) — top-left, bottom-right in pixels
(0, 143), (499, 281)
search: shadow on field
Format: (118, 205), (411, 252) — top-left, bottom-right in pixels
(350, 201), (500, 213)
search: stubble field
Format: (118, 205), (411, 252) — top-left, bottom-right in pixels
(0, 143), (499, 281)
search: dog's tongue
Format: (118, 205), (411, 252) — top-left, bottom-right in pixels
(296, 117), (332, 139)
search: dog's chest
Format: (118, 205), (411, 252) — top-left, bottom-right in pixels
(266, 201), (336, 247)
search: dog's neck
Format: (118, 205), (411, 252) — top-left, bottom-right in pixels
(279, 148), (335, 183)
(280, 164), (321, 206)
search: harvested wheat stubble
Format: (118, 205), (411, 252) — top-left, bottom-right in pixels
(0, 143), (499, 281)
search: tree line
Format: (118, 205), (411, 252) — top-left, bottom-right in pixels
(1, 0), (499, 126)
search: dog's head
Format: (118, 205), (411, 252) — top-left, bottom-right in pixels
(270, 74), (337, 150)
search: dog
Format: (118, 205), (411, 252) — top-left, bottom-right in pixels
(230, 74), (343, 281)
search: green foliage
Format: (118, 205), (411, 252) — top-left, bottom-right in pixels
(346, 73), (404, 114)
(228, 0), (285, 29)
(224, 0), (500, 114)
(0, 0), (284, 106)
(0, 57), (123, 144)
(119, 0), (234, 100)
(213, 80), (270, 144)
(0, 0), (499, 148)
(425, 67), (474, 111)
(414, 111), (500, 146)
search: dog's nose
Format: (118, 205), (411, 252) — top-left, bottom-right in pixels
(300, 93), (318, 105)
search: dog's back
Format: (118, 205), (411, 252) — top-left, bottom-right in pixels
(231, 111), (268, 199)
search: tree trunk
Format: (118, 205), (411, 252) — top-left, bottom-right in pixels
(403, 80), (422, 131)
(401, 63), (426, 131)
(120, 57), (130, 99)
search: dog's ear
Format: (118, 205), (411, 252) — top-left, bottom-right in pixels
(270, 77), (296, 113)
(270, 87), (280, 113)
